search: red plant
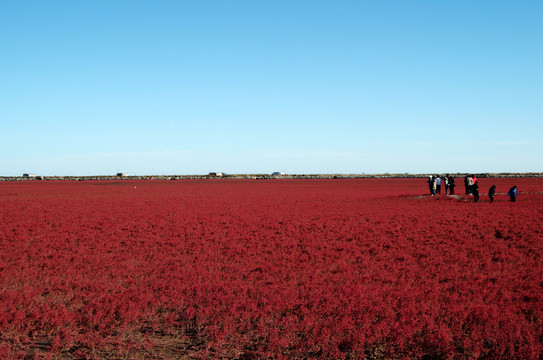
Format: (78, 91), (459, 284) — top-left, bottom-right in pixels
(0, 178), (541, 359)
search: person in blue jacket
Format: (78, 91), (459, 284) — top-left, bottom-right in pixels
(507, 185), (517, 202)
(435, 176), (442, 195)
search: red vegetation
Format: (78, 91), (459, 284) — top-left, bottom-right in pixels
(0, 178), (542, 359)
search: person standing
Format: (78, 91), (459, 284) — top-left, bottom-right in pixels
(444, 175), (450, 195)
(489, 185), (496, 203)
(464, 174), (470, 195)
(472, 181), (480, 202)
(428, 176), (434, 195)
(507, 185), (517, 202)
(435, 175), (442, 195)
(467, 175), (474, 195)
(448, 175), (455, 195)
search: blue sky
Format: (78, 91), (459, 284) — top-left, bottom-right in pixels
(1, 1), (542, 175)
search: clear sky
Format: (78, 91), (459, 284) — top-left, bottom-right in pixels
(1, 1), (542, 176)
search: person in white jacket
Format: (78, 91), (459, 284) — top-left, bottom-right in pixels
(467, 175), (474, 195)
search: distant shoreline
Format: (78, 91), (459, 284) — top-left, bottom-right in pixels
(1, 173), (542, 181)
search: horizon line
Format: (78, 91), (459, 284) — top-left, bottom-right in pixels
(2, 172), (542, 179)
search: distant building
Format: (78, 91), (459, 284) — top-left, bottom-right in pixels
(22, 173), (35, 178)
(116, 173), (128, 177)
(272, 172), (286, 176)
(209, 172), (224, 177)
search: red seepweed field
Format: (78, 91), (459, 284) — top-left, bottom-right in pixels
(0, 178), (542, 359)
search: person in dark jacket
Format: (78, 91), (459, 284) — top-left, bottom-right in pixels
(464, 174), (470, 195)
(472, 181), (480, 202)
(489, 185), (496, 203)
(447, 174), (455, 195)
(428, 176), (434, 195)
(507, 185), (517, 202)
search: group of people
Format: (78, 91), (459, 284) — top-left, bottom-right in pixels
(427, 174), (518, 202)
(427, 174), (456, 196)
